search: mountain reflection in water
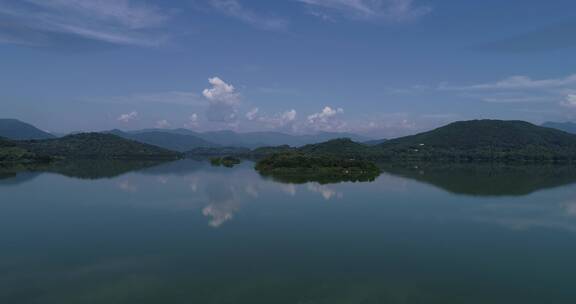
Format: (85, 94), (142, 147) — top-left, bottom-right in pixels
(3, 160), (576, 302)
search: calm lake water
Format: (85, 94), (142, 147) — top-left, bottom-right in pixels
(2, 160), (576, 303)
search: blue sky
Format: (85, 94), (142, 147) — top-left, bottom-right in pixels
(2, 0), (576, 137)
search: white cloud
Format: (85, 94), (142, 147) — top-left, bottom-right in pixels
(432, 73), (576, 112)
(117, 111), (138, 122)
(440, 74), (576, 91)
(281, 109), (297, 122)
(307, 106), (344, 123)
(0, 0), (170, 47)
(248, 108), (298, 129)
(184, 113), (199, 128)
(561, 94), (576, 108)
(202, 76), (240, 106)
(155, 119), (170, 128)
(203, 76), (241, 122)
(298, 0), (431, 22)
(304, 106), (346, 132)
(207, 0), (288, 31)
(246, 107), (259, 120)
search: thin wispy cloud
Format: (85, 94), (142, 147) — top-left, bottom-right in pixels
(440, 74), (576, 91)
(298, 0), (432, 22)
(437, 73), (576, 109)
(206, 0), (288, 31)
(0, 0), (170, 47)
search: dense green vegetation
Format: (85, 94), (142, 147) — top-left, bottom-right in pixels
(375, 120), (576, 162)
(255, 152), (381, 183)
(20, 133), (182, 160)
(298, 138), (375, 158)
(210, 156), (241, 167)
(7, 118), (576, 165)
(250, 145), (295, 157)
(0, 118), (55, 140)
(0, 137), (50, 163)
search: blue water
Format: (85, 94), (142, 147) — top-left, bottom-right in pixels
(1, 160), (576, 303)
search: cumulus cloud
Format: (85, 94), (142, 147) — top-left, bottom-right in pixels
(206, 0), (288, 31)
(304, 106), (346, 132)
(299, 0), (431, 22)
(245, 107), (259, 120)
(0, 0), (170, 47)
(203, 76), (241, 122)
(281, 109), (298, 122)
(202, 77), (240, 105)
(155, 119), (170, 128)
(307, 106), (343, 123)
(117, 111), (138, 122)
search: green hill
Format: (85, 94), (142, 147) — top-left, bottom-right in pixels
(0, 119), (55, 140)
(0, 137), (47, 163)
(250, 145), (295, 157)
(377, 120), (576, 161)
(20, 133), (182, 160)
(298, 138), (373, 158)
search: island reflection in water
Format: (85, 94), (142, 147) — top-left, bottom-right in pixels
(3, 159), (576, 303)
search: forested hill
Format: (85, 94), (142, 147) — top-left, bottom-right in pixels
(0, 137), (45, 163)
(298, 138), (373, 158)
(376, 120), (576, 161)
(20, 133), (182, 160)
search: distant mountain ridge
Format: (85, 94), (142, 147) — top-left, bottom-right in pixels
(105, 129), (217, 152)
(5, 118), (576, 164)
(105, 128), (371, 150)
(0, 119), (55, 140)
(0, 118), (373, 150)
(541, 121), (576, 134)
